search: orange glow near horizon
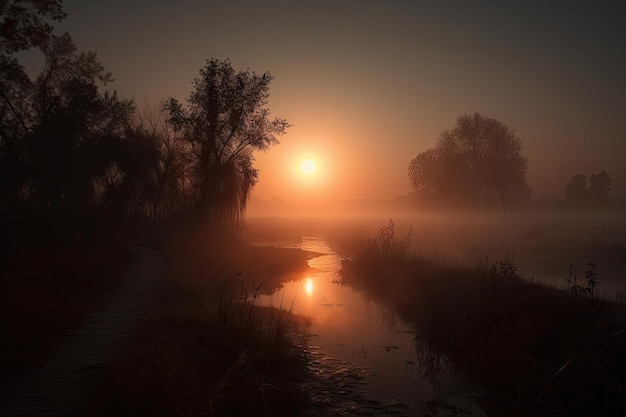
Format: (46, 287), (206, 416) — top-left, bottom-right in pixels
(251, 141), (344, 210)
(305, 278), (314, 295)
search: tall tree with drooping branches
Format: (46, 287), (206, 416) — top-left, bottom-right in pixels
(166, 58), (290, 231)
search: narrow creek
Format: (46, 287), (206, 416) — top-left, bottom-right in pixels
(257, 237), (487, 417)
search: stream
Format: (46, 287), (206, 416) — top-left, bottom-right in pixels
(257, 237), (487, 417)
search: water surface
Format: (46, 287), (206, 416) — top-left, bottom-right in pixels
(258, 237), (485, 416)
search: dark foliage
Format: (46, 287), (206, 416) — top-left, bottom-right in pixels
(408, 113), (530, 209)
(166, 58), (290, 232)
(565, 171), (613, 207)
(1, 5), (288, 250)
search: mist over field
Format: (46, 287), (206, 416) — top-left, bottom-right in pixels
(246, 208), (626, 291)
(2, 1), (626, 416)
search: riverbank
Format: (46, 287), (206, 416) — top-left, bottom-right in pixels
(0, 246), (134, 387)
(79, 231), (319, 416)
(339, 222), (626, 416)
(1, 220), (320, 416)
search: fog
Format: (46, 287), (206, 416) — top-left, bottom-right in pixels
(3, 1), (626, 415)
(246, 206), (626, 294)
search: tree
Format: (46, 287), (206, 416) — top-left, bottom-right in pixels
(408, 113), (530, 208)
(0, 0), (66, 145)
(0, 0), (65, 54)
(588, 171), (612, 202)
(407, 147), (440, 198)
(565, 171), (613, 206)
(565, 174), (589, 204)
(0, 1), (66, 202)
(121, 101), (192, 220)
(166, 58), (290, 230)
(0, 29), (140, 213)
(0, 1), (186, 249)
(26, 33), (135, 210)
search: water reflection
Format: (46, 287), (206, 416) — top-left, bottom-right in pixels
(257, 237), (485, 416)
(258, 237), (432, 410)
(305, 278), (314, 295)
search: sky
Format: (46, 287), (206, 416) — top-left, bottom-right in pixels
(50, 0), (626, 201)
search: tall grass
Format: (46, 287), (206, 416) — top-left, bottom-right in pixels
(87, 274), (308, 417)
(370, 219), (414, 262)
(216, 275), (298, 356)
(341, 220), (626, 416)
(211, 276), (308, 416)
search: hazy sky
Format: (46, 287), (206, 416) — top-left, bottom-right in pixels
(53, 0), (626, 200)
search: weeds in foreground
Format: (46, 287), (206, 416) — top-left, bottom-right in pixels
(565, 262), (601, 312)
(217, 274), (297, 355)
(489, 251), (517, 282)
(341, 220), (626, 417)
(211, 275), (308, 416)
(583, 262), (599, 311)
(370, 219), (414, 261)
(565, 263), (581, 306)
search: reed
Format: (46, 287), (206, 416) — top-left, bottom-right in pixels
(340, 220), (626, 416)
(217, 274), (300, 358)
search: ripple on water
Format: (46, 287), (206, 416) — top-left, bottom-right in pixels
(264, 237), (487, 416)
(302, 349), (412, 417)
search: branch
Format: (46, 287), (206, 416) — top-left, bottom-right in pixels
(225, 137), (251, 163)
(0, 87), (28, 133)
(216, 105), (245, 162)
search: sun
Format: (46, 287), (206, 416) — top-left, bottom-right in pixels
(300, 159), (316, 175)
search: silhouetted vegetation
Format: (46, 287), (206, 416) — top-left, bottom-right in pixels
(166, 58), (290, 232)
(1, 4), (303, 415)
(341, 221), (626, 416)
(2, 3), (625, 417)
(565, 171), (613, 207)
(84, 274), (310, 417)
(1, 0), (289, 255)
(408, 113), (530, 210)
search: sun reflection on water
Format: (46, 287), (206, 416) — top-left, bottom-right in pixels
(305, 278), (314, 295)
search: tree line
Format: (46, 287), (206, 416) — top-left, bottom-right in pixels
(564, 171), (612, 206)
(0, 1), (288, 250)
(407, 113), (616, 209)
(1, 2), (618, 254)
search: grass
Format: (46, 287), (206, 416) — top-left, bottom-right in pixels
(0, 216), (316, 416)
(82, 236), (314, 417)
(340, 220), (626, 416)
(211, 276), (309, 415)
(217, 275), (299, 355)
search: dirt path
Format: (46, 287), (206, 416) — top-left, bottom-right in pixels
(0, 249), (163, 417)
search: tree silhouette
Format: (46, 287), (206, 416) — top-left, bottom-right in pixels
(564, 174), (589, 204)
(166, 59), (290, 230)
(1, 6), (289, 248)
(565, 171), (612, 206)
(0, 0), (65, 54)
(408, 113), (529, 208)
(407, 147), (440, 198)
(127, 102), (191, 220)
(588, 171), (612, 202)
(0, 0), (66, 161)
(27, 33), (134, 210)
